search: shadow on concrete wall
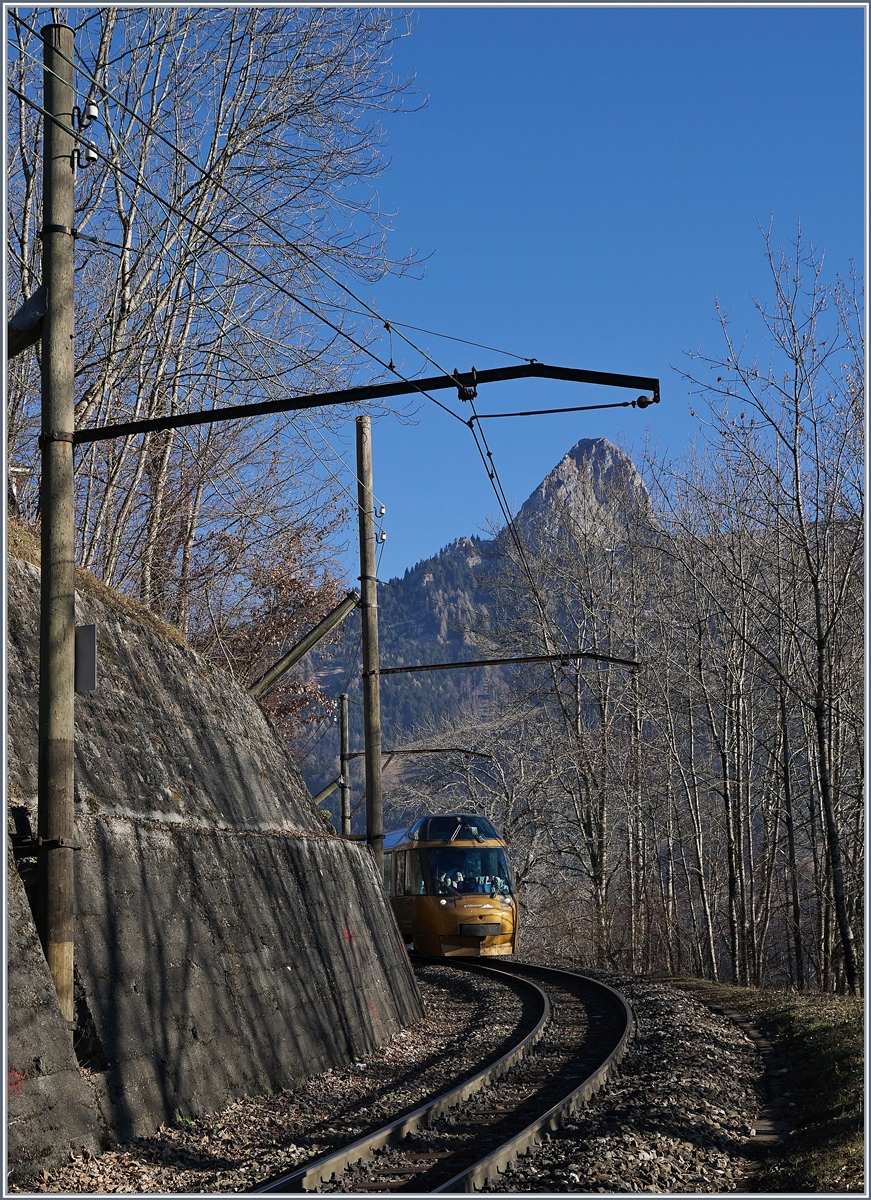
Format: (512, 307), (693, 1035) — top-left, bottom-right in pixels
(74, 815), (423, 1140)
(7, 551), (422, 1164)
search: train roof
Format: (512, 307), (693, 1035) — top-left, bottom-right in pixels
(383, 812), (502, 848)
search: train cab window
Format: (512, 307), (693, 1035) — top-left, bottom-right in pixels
(427, 847), (513, 895)
(394, 849), (425, 895)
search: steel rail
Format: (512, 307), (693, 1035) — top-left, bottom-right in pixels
(435, 963), (635, 1192)
(253, 961), (633, 1194)
(254, 964), (551, 1194)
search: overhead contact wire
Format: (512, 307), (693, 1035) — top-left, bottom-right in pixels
(13, 21), (566, 698)
(10, 16), (531, 398)
(8, 78), (468, 429)
(464, 388), (562, 656)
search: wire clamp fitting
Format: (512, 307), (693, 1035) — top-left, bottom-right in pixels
(37, 225), (77, 238)
(37, 836), (81, 850)
(454, 365), (477, 402)
(38, 430), (75, 448)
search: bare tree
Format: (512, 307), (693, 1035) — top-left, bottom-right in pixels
(662, 224), (864, 992)
(386, 697), (557, 893)
(7, 8), (420, 707)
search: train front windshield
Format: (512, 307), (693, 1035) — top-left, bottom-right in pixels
(427, 847), (514, 895)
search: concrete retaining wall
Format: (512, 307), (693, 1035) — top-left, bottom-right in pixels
(6, 550), (423, 1183)
(7, 845), (104, 1180)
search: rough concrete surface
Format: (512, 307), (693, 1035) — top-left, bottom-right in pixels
(7, 845), (104, 1179)
(6, 553), (423, 1184)
(7, 556), (322, 833)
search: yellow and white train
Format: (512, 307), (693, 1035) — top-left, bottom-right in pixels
(383, 812), (518, 957)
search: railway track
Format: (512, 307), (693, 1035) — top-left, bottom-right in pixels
(254, 960), (633, 1194)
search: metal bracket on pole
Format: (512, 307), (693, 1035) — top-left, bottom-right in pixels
(248, 590), (360, 701)
(312, 777), (344, 805)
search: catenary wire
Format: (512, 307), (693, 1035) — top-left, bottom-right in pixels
(380, 319), (534, 364)
(12, 28), (583, 725)
(9, 13), (534, 383)
(13, 63), (530, 584)
(29, 40), (390, 582)
(16, 14), (595, 791)
(14, 62), (569, 672)
(45, 60), (378, 575)
(8, 78), (468, 429)
(12, 21), (561, 578)
(85, 99), (389, 513)
(464, 388), (562, 655)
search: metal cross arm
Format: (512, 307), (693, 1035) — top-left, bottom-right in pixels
(70, 363), (661, 445)
(377, 650), (641, 675)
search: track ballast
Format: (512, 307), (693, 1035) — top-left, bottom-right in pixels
(254, 959), (633, 1194)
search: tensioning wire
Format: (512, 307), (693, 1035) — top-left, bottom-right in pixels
(11, 11), (535, 387)
(53, 70), (389, 565)
(9, 76), (468, 430)
(13, 19), (562, 671)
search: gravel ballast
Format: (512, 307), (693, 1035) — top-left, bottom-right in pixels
(13, 963), (529, 1194)
(14, 964), (769, 1194)
(482, 973), (767, 1193)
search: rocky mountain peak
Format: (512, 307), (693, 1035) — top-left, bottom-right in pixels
(303, 438), (651, 790)
(516, 437), (651, 544)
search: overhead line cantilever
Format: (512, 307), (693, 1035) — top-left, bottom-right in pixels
(378, 650), (640, 675)
(71, 363), (660, 444)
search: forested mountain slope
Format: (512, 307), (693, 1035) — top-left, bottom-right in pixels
(299, 437), (646, 794)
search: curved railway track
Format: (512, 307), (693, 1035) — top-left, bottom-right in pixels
(254, 959), (633, 1194)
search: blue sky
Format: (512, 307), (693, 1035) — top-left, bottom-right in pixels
(325, 5), (865, 581)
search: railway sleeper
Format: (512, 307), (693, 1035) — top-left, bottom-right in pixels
(255, 964), (634, 1195)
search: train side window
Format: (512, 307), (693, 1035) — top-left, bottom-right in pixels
(394, 851), (406, 896)
(406, 849), (426, 896)
(383, 852), (392, 895)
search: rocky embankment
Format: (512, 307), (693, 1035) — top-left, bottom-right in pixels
(18, 966), (772, 1194)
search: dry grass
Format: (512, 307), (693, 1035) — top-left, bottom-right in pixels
(670, 978), (864, 1193)
(7, 515), (189, 648)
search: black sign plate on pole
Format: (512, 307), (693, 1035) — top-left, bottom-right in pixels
(74, 624), (96, 692)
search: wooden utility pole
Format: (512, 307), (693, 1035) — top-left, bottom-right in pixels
(356, 416), (384, 877)
(37, 22), (77, 1035)
(339, 692), (351, 837)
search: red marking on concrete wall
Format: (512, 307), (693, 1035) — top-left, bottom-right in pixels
(8, 1068), (26, 1096)
(369, 1002), (379, 1021)
(342, 927), (356, 943)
